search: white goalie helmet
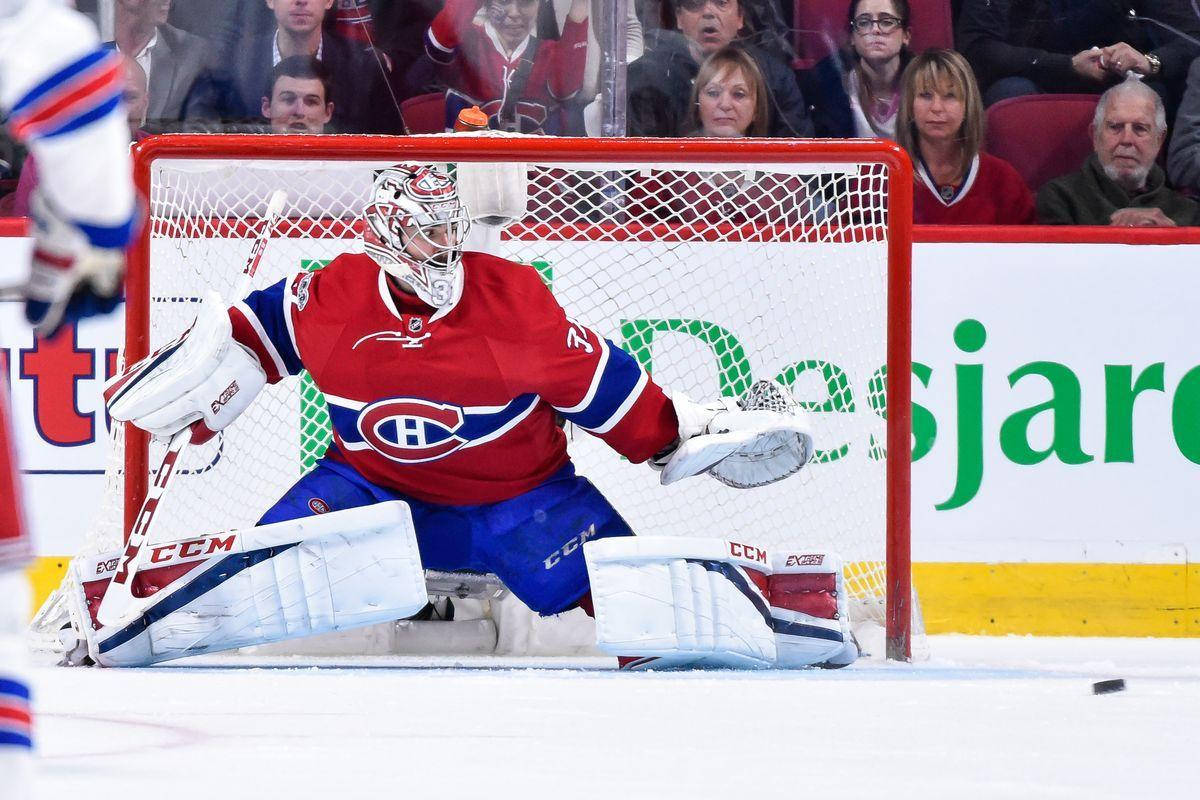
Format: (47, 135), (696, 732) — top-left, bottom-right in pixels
(363, 164), (472, 308)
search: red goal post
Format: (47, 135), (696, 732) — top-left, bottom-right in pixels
(115, 134), (914, 660)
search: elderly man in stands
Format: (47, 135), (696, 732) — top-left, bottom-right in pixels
(1038, 80), (1200, 226)
(627, 0), (812, 137)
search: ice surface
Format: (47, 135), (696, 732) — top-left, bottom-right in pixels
(28, 636), (1200, 799)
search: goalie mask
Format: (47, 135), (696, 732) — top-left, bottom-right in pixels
(363, 164), (472, 309)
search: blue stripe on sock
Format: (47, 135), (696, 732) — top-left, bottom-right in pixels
(0, 678), (30, 702)
(39, 93), (122, 140)
(10, 49), (112, 114)
(0, 731), (32, 748)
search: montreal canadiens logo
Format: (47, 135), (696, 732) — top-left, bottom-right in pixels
(407, 167), (454, 201)
(356, 398), (467, 463)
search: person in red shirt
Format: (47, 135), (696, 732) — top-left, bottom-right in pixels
(897, 48), (1035, 224)
(425, 0), (590, 134)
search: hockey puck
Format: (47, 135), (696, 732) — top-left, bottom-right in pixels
(1092, 679), (1126, 695)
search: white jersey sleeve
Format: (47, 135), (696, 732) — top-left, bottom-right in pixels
(0, 0), (135, 248)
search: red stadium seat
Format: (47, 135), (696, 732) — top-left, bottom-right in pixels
(792, 0), (954, 69)
(400, 92), (447, 135)
(984, 94), (1099, 191)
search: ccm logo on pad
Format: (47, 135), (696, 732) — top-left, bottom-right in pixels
(729, 542), (767, 564)
(149, 535), (237, 564)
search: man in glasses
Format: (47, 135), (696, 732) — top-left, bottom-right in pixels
(627, 0), (813, 137)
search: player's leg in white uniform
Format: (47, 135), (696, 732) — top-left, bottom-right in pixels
(0, 381), (32, 797)
(0, 0), (138, 789)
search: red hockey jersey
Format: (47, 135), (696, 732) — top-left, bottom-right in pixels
(425, 0), (588, 133)
(229, 252), (678, 506)
(914, 153), (1036, 225)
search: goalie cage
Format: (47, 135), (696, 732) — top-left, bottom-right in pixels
(32, 134), (924, 663)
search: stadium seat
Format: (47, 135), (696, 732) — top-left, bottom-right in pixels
(984, 94), (1099, 191)
(400, 92), (447, 135)
(792, 0), (954, 69)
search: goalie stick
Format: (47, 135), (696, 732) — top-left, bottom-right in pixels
(95, 189), (288, 629)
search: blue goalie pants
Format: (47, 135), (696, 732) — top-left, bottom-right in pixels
(258, 458), (634, 615)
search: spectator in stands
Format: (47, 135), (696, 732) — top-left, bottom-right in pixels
(1038, 79), (1200, 226)
(423, 0), (589, 134)
(626, 0), (812, 137)
(686, 45), (768, 136)
(803, 0), (912, 139)
(262, 56), (333, 133)
(112, 0), (207, 131)
(956, 0), (1200, 108)
(1167, 56), (1200, 193)
(627, 47), (813, 226)
(186, 0), (378, 132)
(11, 58), (150, 218)
(898, 49), (1035, 224)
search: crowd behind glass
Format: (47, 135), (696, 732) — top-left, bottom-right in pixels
(5, 0), (1200, 226)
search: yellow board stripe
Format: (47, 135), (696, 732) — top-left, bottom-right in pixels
(24, 557), (1200, 637)
(27, 556), (72, 610)
(914, 562), (1200, 637)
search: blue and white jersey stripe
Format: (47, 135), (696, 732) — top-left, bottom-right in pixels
(237, 279), (304, 378)
(555, 337), (649, 433)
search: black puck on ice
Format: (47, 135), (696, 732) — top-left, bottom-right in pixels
(1092, 679), (1126, 695)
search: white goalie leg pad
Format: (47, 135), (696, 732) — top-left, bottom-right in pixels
(584, 537), (777, 669)
(74, 502), (427, 667)
(770, 551), (857, 668)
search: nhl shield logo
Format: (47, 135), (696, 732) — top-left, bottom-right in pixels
(408, 317), (423, 334)
(291, 272), (314, 310)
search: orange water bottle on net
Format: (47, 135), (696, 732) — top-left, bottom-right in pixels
(453, 105), (489, 132)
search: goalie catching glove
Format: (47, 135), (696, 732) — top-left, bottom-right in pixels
(104, 291), (266, 441)
(652, 379), (814, 488)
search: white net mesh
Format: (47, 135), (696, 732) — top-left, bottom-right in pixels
(81, 135), (913, 655)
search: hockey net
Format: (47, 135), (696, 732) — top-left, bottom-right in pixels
(40, 134), (918, 661)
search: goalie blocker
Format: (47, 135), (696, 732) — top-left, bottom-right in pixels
(585, 537), (857, 669)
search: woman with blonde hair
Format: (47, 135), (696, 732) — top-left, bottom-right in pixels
(629, 46), (809, 226)
(685, 46), (770, 137)
(897, 49), (1034, 224)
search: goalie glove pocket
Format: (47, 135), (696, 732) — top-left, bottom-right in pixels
(659, 381), (813, 487)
